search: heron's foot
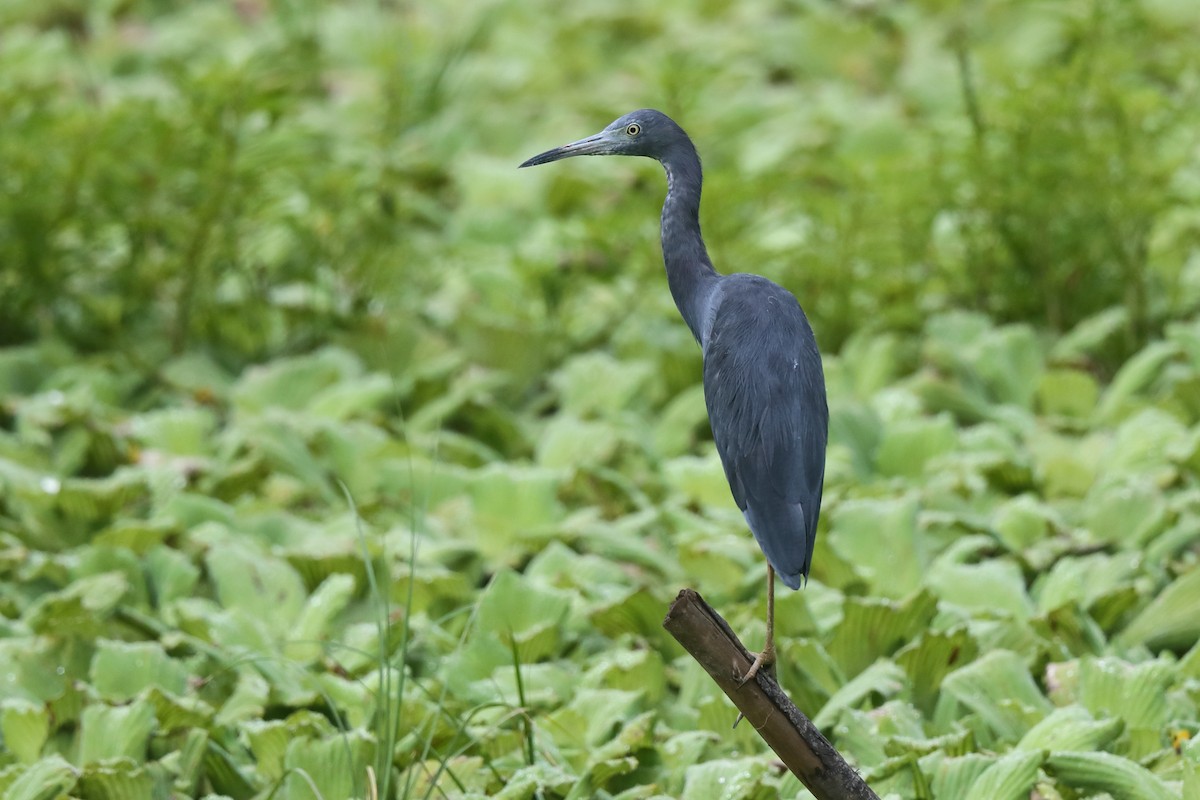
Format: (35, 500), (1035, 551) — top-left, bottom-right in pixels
(732, 648), (776, 729)
(737, 646), (775, 688)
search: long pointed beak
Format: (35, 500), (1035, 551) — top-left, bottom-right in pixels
(519, 133), (608, 168)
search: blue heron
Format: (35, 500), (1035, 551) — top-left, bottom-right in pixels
(521, 109), (827, 682)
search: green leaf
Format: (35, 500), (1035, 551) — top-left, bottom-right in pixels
(241, 720), (290, 781)
(536, 415), (620, 468)
(940, 650), (1052, 743)
(924, 312), (993, 368)
(473, 569), (572, 663)
(543, 688), (642, 751)
(1037, 368), (1100, 418)
(495, 764), (577, 800)
(922, 753), (995, 800)
(827, 590), (937, 678)
(0, 701), (50, 763)
(144, 544), (201, 606)
(658, 731), (717, 794)
(1146, 514), (1200, 566)
(828, 402), (884, 479)
(282, 730), (376, 800)
(1034, 552), (1138, 613)
(914, 374), (996, 424)
(89, 640), (190, 702)
(1046, 751), (1175, 800)
(874, 414), (958, 478)
(776, 637), (843, 714)
(77, 758), (159, 800)
(92, 519), (175, 553)
(1183, 760), (1200, 800)
(1028, 430), (1106, 498)
(1031, 603), (1106, 658)
(232, 347), (365, 413)
(681, 758), (774, 800)
(159, 352), (234, 401)
(1050, 307), (1128, 362)
(992, 494), (1058, 552)
(1078, 656), (1172, 735)
(832, 718), (886, 772)
(926, 560), (1033, 619)
(838, 331), (906, 397)
(1016, 706), (1123, 752)
(308, 372), (395, 420)
(664, 452), (735, 509)
(552, 352), (656, 418)
(0, 754), (79, 800)
(464, 464), (568, 558)
(202, 733), (258, 798)
(964, 748), (1045, 800)
(0, 344), (60, 396)
(0, 639), (69, 704)
(1118, 566), (1200, 650)
(813, 659), (906, 729)
(974, 324), (1044, 408)
(922, 316), (1044, 407)
(78, 699), (156, 764)
(674, 523), (758, 600)
(238, 418), (335, 502)
(589, 587), (673, 647)
(653, 384), (709, 458)
(1106, 408), (1188, 480)
(130, 407), (218, 456)
(827, 496), (923, 598)
(214, 669), (270, 726)
(145, 687), (215, 732)
(25, 572), (128, 636)
(206, 544), (307, 637)
(1095, 341), (1179, 422)
(896, 627), (979, 716)
(282, 573), (356, 663)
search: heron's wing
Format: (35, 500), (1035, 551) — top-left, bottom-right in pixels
(702, 277), (828, 586)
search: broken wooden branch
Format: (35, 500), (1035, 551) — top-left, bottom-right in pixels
(663, 588), (879, 800)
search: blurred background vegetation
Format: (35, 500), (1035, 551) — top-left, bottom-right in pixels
(3, 0), (1199, 373)
(3, 0), (1200, 798)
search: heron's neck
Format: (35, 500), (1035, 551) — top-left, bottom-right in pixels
(661, 145), (719, 344)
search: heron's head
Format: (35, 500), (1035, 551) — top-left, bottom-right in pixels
(519, 109), (686, 168)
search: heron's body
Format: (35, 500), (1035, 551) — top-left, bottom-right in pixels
(521, 109), (828, 677)
(703, 275), (825, 588)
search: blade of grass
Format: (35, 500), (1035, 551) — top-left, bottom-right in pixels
(509, 630), (536, 766)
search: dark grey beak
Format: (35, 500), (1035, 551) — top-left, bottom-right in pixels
(519, 133), (609, 168)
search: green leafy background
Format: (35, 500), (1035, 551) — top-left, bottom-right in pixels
(2, 0), (1200, 798)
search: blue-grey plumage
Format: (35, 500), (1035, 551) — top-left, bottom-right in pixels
(703, 275), (827, 590)
(521, 109), (828, 679)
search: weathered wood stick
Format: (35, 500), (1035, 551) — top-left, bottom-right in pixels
(663, 588), (880, 800)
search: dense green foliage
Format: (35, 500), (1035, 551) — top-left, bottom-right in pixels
(2, 0), (1200, 798)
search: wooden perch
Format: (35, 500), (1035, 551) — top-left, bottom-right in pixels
(663, 589), (880, 800)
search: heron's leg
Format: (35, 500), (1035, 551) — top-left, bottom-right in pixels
(733, 567), (777, 726)
(741, 565), (776, 683)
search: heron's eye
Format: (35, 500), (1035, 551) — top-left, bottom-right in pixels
(626, 123), (641, 136)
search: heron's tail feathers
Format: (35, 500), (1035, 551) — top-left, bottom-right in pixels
(743, 502), (811, 590)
